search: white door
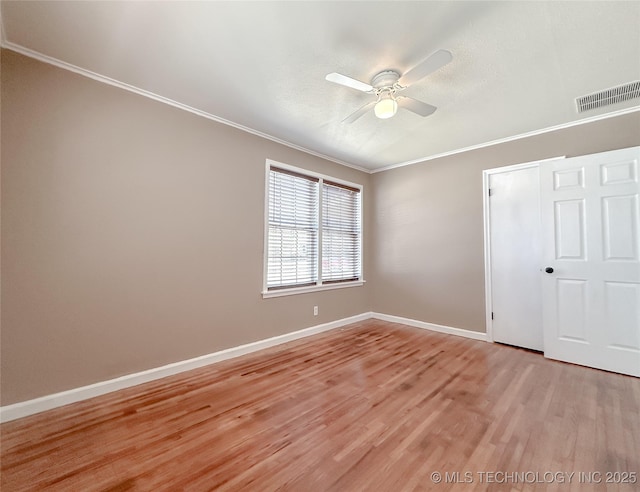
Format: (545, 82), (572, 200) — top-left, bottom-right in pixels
(488, 165), (543, 351)
(541, 146), (640, 377)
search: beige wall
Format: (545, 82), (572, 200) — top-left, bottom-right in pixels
(3, 47), (640, 407)
(0, 50), (371, 405)
(370, 111), (640, 332)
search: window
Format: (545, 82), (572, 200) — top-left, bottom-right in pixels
(264, 160), (363, 297)
(322, 181), (361, 283)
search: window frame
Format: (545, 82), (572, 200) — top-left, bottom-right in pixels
(262, 159), (364, 298)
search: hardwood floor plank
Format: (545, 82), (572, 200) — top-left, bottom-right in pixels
(2, 319), (639, 491)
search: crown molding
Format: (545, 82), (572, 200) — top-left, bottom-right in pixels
(3, 40), (639, 176)
(371, 105), (640, 173)
(0, 41), (371, 174)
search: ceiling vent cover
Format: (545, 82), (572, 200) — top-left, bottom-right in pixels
(576, 81), (640, 113)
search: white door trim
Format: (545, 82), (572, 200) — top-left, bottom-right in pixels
(483, 156), (565, 343)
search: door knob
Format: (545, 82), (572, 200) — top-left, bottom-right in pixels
(545, 267), (554, 274)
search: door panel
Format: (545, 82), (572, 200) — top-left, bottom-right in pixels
(541, 146), (640, 376)
(554, 199), (586, 259)
(556, 279), (588, 342)
(554, 167), (584, 190)
(604, 281), (640, 351)
(602, 194), (638, 261)
(601, 159), (637, 185)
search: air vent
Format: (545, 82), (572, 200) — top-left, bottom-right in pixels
(576, 81), (640, 113)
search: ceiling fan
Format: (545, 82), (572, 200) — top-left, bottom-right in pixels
(325, 49), (452, 123)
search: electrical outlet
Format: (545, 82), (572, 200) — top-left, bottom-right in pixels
(313, 306), (318, 316)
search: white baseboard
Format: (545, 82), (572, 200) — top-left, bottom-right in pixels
(371, 312), (488, 342)
(0, 311), (487, 423)
(0, 312), (372, 423)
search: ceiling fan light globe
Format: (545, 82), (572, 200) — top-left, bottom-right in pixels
(374, 98), (398, 119)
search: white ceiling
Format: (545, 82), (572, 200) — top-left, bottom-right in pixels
(2, 1), (640, 172)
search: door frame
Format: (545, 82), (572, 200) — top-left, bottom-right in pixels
(482, 156), (565, 343)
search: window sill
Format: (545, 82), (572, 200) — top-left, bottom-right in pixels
(262, 280), (365, 299)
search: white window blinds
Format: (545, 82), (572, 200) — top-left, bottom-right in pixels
(267, 168), (319, 289)
(322, 181), (361, 283)
(266, 164), (362, 292)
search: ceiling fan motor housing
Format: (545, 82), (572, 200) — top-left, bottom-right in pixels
(371, 70), (401, 90)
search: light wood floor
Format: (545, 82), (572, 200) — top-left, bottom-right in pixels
(1, 319), (639, 491)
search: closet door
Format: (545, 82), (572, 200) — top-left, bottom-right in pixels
(540, 146), (640, 376)
(488, 165), (543, 351)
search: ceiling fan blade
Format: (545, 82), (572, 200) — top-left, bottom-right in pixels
(397, 97), (437, 117)
(343, 101), (376, 123)
(399, 49), (452, 87)
(326, 72), (374, 92)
